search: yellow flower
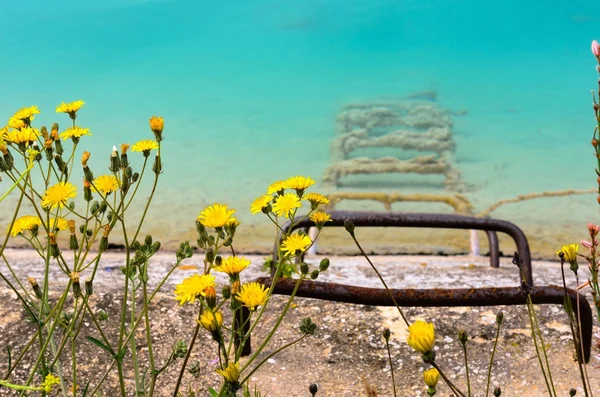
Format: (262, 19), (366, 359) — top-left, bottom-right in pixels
(41, 181), (77, 210)
(198, 203), (236, 229)
(236, 282), (269, 311)
(285, 175), (315, 191)
(6, 127), (39, 144)
(7, 117), (26, 129)
(40, 373), (60, 392)
(423, 368), (440, 388)
(280, 233), (312, 255)
(60, 126), (91, 140)
(272, 193), (301, 218)
(7, 215), (42, 236)
(174, 274), (216, 305)
(407, 320), (435, 354)
(56, 100), (85, 118)
(250, 194), (272, 215)
(11, 106), (40, 125)
(131, 139), (159, 155)
(198, 310), (223, 332)
(557, 243), (578, 264)
(216, 362), (240, 383)
(303, 192), (329, 208)
(309, 211), (331, 229)
(213, 256), (251, 277)
(267, 180), (287, 195)
(46, 217), (69, 231)
(92, 175), (119, 195)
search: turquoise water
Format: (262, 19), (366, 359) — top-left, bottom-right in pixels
(1, 0), (599, 254)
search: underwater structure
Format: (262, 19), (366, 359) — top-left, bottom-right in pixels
(323, 99), (466, 191)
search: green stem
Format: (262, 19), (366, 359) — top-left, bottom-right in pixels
(172, 312), (202, 396)
(348, 231), (409, 326)
(384, 339), (397, 397)
(143, 280), (157, 396)
(462, 344), (471, 397)
(430, 362), (466, 397)
(240, 276), (304, 373)
(485, 320), (502, 397)
(130, 284), (142, 394)
(240, 334), (307, 384)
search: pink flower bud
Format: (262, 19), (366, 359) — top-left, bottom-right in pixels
(581, 240), (592, 249)
(587, 222), (600, 237)
(593, 40), (600, 57)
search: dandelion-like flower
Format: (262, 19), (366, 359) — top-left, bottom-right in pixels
(213, 256), (251, 277)
(309, 211), (331, 229)
(56, 100), (85, 119)
(46, 217), (69, 231)
(272, 193), (301, 218)
(280, 233), (312, 255)
(236, 282), (269, 311)
(7, 215), (41, 236)
(174, 274), (216, 305)
(11, 106), (40, 126)
(41, 181), (77, 210)
(267, 180), (287, 195)
(59, 126), (91, 141)
(423, 368), (440, 387)
(6, 127), (39, 144)
(198, 310), (223, 332)
(557, 243), (578, 263)
(250, 194), (272, 214)
(407, 320), (435, 354)
(303, 192), (329, 209)
(285, 175), (315, 191)
(92, 175), (119, 195)
(198, 203), (236, 229)
(216, 362), (240, 383)
(131, 139), (159, 156)
(40, 373), (60, 392)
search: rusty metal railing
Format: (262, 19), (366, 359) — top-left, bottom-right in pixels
(242, 211), (592, 362)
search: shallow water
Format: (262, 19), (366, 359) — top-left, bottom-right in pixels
(1, 0), (599, 255)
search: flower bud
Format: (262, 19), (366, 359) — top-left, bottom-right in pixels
(99, 201), (107, 213)
(382, 327), (391, 341)
(85, 278), (93, 296)
(205, 286), (217, 309)
(40, 126), (48, 140)
(28, 277), (43, 299)
(496, 311), (504, 325)
(319, 258), (330, 272)
(83, 180), (93, 202)
(69, 234), (79, 250)
(49, 233), (60, 258)
(109, 146), (120, 172)
(458, 329), (468, 346)
(570, 388), (577, 396)
(90, 201), (100, 215)
(120, 144), (129, 168)
(592, 40), (600, 57)
(309, 384), (318, 396)
(2, 150), (13, 169)
(300, 262), (309, 275)
(344, 219), (355, 234)
(82, 151), (90, 167)
(152, 154), (162, 174)
(310, 269), (319, 280)
(71, 272), (81, 298)
(222, 285), (231, 300)
(494, 387), (502, 396)
(149, 116), (164, 141)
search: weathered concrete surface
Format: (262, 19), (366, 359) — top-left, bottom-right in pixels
(0, 249), (598, 396)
